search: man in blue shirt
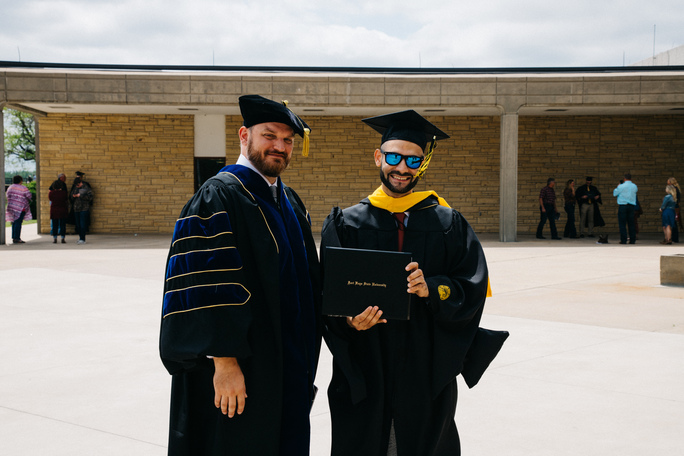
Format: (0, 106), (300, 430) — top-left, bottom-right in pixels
(613, 173), (638, 244)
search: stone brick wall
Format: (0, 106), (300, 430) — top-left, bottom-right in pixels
(37, 112), (683, 237)
(38, 113), (194, 234)
(227, 115), (501, 236)
(518, 115), (684, 236)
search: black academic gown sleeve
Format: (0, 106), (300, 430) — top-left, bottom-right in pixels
(160, 179), (256, 374)
(419, 206), (492, 394)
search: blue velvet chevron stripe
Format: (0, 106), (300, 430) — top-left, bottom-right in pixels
(166, 247), (242, 281)
(162, 210), (249, 317)
(172, 211), (232, 244)
(163, 283), (250, 316)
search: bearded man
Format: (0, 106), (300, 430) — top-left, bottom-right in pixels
(321, 110), (507, 456)
(160, 95), (321, 455)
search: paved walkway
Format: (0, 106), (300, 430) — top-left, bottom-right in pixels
(1, 225), (683, 455)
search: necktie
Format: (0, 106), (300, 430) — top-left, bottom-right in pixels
(270, 185), (279, 206)
(393, 212), (406, 252)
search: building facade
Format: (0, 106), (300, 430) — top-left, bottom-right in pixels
(2, 63), (684, 241)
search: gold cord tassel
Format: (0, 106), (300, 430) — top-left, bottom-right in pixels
(302, 128), (310, 157)
(416, 136), (436, 179)
(281, 99), (310, 157)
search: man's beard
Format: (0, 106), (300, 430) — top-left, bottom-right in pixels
(379, 169), (419, 195)
(247, 136), (290, 178)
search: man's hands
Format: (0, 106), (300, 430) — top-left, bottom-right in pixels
(213, 357), (247, 418)
(347, 262), (429, 331)
(406, 262), (429, 298)
(347, 306), (387, 330)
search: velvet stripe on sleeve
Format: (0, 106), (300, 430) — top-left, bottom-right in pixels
(160, 183), (253, 374)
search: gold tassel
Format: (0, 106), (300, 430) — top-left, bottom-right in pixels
(302, 128), (310, 157)
(281, 100), (310, 157)
(416, 136), (436, 179)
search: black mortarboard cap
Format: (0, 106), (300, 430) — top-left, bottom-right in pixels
(239, 94), (311, 156)
(362, 110), (449, 150)
(238, 94), (310, 138)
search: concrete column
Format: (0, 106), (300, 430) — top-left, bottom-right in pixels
(499, 112), (519, 242)
(194, 114), (226, 158)
(34, 119), (41, 234)
(1, 103), (6, 245)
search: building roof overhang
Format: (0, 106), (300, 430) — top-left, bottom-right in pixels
(2, 61), (684, 117)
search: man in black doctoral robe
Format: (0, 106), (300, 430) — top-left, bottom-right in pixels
(575, 176), (604, 237)
(321, 110), (507, 456)
(160, 95), (321, 455)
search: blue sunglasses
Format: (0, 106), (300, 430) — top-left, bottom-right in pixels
(381, 150), (424, 169)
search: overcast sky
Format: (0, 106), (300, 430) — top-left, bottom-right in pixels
(0, 0), (682, 68)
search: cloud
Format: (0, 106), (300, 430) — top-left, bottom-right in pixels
(0, 0), (682, 67)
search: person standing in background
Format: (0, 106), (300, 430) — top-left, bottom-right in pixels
(536, 178), (561, 240)
(49, 173), (69, 244)
(612, 173), (638, 245)
(70, 177), (94, 245)
(667, 177), (681, 243)
(563, 179), (578, 238)
(5, 175), (32, 244)
(71, 171), (93, 234)
(659, 184), (677, 245)
(576, 176), (601, 238)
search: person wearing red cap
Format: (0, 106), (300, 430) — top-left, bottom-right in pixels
(160, 95), (320, 455)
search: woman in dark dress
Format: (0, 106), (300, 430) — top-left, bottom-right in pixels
(49, 175), (69, 243)
(563, 179), (578, 238)
(667, 177), (681, 243)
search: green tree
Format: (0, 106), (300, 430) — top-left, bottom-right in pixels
(4, 108), (36, 162)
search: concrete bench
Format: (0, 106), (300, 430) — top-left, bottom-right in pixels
(660, 254), (684, 286)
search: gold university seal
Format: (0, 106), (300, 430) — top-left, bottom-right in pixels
(438, 285), (451, 301)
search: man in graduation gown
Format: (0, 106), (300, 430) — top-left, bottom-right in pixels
(160, 95), (321, 455)
(575, 176), (603, 238)
(321, 110), (508, 456)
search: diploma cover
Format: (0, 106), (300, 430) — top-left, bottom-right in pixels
(323, 246), (412, 320)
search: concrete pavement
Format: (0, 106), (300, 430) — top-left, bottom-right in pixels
(1, 225), (683, 455)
